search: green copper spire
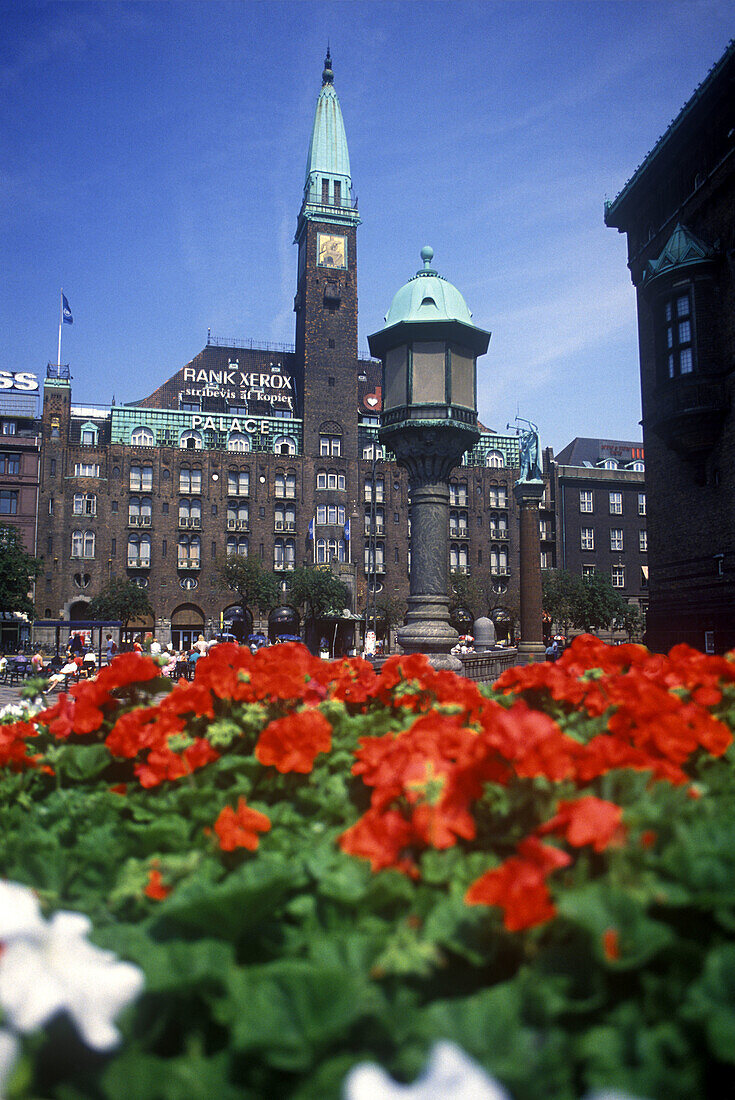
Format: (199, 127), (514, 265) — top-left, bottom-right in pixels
(301, 49), (359, 227)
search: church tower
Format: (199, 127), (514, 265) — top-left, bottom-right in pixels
(294, 50), (360, 461)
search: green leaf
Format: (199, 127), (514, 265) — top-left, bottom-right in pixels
(683, 943), (735, 1063)
(556, 883), (674, 969)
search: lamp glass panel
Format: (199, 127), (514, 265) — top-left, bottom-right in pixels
(450, 346), (475, 409)
(384, 346), (408, 410)
(411, 342), (446, 404)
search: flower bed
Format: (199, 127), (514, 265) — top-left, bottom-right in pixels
(1, 637), (735, 1098)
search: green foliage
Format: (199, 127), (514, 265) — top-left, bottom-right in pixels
(286, 565), (350, 623)
(87, 577), (153, 628)
(542, 568), (632, 634)
(2, 665), (735, 1098)
(215, 554), (280, 614)
(0, 524), (42, 617)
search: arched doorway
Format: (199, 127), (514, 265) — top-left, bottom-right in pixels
(171, 603), (205, 651)
(222, 604), (253, 643)
(69, 599), (90, 621)
(125, 612), (155, 645)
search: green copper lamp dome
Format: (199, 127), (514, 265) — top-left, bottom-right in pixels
(384, 246), (474, 326)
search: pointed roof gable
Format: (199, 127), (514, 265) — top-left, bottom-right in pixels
(643, 223), (714, 285)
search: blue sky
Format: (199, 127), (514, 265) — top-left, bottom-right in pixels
(2, 0), (733, 451)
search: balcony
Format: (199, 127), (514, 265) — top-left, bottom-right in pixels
(451, 565), (470, 575)
(177, 558), (201, 571)
(179, 517), (201, 529)
(490, 567), (511, 577)
(274, 562), (295, 572)
(648, 376), (728, 453)
(364, 524), (384, 537)
(227, 519), (249, 531)
(451, 527), (469, 539)
(127, 557), (151, 570)
(364, 564), (386, 575)
(128, 514), (152, 527)
(275, 520), (296, 532)
(490, 528), (509, 541)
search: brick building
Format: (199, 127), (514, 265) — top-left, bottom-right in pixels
(605, 40), (735, 652)
(548, 438), (648, 618)
(0, 371), (41, 649)
(34, 52), (525, 652)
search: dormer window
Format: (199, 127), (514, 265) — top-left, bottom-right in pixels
(80, 422), (98, 446)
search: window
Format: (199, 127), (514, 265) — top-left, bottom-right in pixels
(71, 530), (95, 558)
(449, 480), (468, 506)
(227, 469), (249, 496)
(73, 493), (96, 516)
(540, 550), (553, 569)
(274, 505), (295, 531)
(226, 431), (250, 453)
(364, 476), (384, 503)
(450, 544), (468, 571)
(485, 451), (504, 468)
(2, 421), (16, 435)
(226, 503), (249, 529)
(50, 459), (56, 476)
(275, 471), (296, 499)
(638, 493), (646, 516)
(180, 466), (203, 494)
(362, 443), (385, 460)
(131, 426), (155, 447)
(449, 510), (468, 536)
(629, 460), (645, 472)
(579, 490), (593, 513)
(316, 537), (345, 564)
(48, 498), (54, 515)
(74, 463), (100, 478)
(0, 454), (20, 476)
(364, 541), (385, 572)
(539, 519), (552, 540)
(581, 527), (594, 551)
(179, 499), (202, 527)
(608, 492), (622, 515)
(364, 506), (384, 534)
(128, 497), (152, 525)
(639, 530), (648, 552)
(582, 565), (595, 579)
(320, 434), (341, 457)
(601, 459), (618, 470)
(80, 423), (98, 446)
(490, 547), (508, 574)
(662, 291), (695, 378)
(127, 535), (151, 567)
(612, 565), (625, 588)
(273, 435), (296, 456)
(178, 535), (201, 566)
(610, 529), (624, 551)
(180, 429), (203, 450)
(226, 537), (249, 556)
(274, 538), (296, 570)
(130, 465), (153, 492)
(0, 490), (18, 514)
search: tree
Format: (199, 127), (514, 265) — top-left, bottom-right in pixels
(541, 569), (581, 636)
(87, 578), (153, 630)
(286, 565), (350, 625)
(374, 594), (406, 654)
(614, 600), (645, 642)
(216, 554), (280, 616)
(573, 573), (626, 633)
(0, 525), (41, 618)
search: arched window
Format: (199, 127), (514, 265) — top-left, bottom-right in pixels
(178, 535), (201, 567)
(130, 465), (153, 492)
(180, 429), (203, 450)
(179, 499), (201, 527)
(274, 435), (297, 456)
(629, 460), (645, 472)
(127, 534), (151, 567)
(485, 450), (504, 468)
(227, 503), (249, 529)
(180, 465), (202, 494)
(600, 459), (618, 470)
(226, 536), (249, 556)
(71, 531), (95, 559)
(131, 426), (155, 447)
(227, 432), (251, 452)
(227, 469), (249, 496)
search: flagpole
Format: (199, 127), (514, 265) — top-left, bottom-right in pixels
(57, 289), (63, 367)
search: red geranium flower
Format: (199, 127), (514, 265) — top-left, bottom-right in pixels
(212, 798), (271, 852)
(537, 796), (625, 852)
(144, 866), (170, 900)
(255, 708), (332, 773)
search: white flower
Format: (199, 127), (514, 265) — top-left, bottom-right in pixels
(0, 884), (144, 1051)
(343, 1041), (511, 1100)
(0, 1030), (19, 1097)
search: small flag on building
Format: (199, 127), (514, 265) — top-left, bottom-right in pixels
(62, 294), (73, 324)
(308, 517), (314, 540)
(343, 519), (350, 541)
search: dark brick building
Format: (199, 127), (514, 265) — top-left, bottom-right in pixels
(35, 53), (525, 651)
(548, 438), (648, 620)
(605, 39), (735, 652)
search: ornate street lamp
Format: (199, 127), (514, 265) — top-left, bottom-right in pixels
(368, 247), (490, 669)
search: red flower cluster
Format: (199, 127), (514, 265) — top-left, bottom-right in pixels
(255, 709), (332, 774)
(211, 798), (271, 852)
(0, 720), (42, 771)
(465, 837), (571, 931)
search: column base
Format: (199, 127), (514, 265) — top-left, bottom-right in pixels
(397, 617), (463, 673)
(516, 641), (547, 665)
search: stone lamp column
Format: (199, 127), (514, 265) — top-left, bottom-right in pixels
(513, 420), (546, 663)
(368, 247), (491, 670)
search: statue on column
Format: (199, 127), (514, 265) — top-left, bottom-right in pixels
(511, 417), (543, 483)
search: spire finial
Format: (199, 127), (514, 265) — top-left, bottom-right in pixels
(418, 245), (437, 275)
(322, 46), (334, 85)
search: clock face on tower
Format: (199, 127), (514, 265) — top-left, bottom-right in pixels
(317, 232), (347, 269)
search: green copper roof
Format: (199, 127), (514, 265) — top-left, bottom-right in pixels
(643, 223), (714, 285)
(384, 247), (474, 325)
(303, 49), (352, 202)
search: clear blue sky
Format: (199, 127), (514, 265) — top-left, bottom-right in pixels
(3, 1), (733, 452)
